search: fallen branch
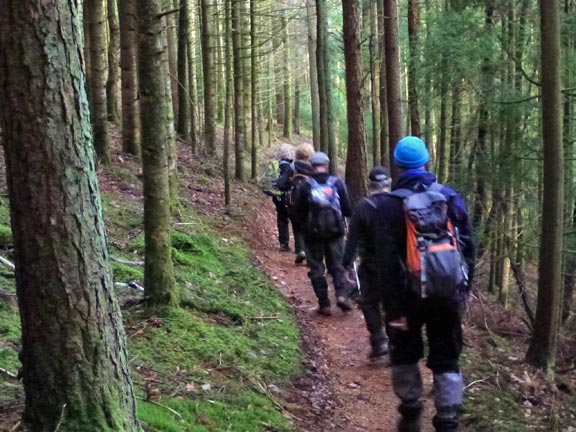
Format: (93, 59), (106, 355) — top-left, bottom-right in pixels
(247, 314), (280, 320)
(0, 256), (15, 271)
(0, 367), (18, 379)
(138, 398), (182, 419)
(114, 281), (144, 292)
(111, 256), (144, 267)
(509, 260), (535, 330)
(465, 377), (490, 390)
(249, 377), (301, 422)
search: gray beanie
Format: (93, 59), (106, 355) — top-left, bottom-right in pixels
(309, 151), (330, 166)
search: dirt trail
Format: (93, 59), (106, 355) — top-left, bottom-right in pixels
(245, 201), (437, 432)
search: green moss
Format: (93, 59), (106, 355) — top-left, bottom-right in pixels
(0, 225), (13, 248)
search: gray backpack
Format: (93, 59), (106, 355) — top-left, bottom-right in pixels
(390, 183), (468, 299)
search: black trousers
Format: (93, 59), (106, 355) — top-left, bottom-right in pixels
(304, 235), (347, 302)
(273, 198), (304, 252)
(358, 265), (387, 346)
(387, 296), (463, 373)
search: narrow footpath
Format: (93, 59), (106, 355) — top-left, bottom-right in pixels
(245, 202), (436, 432)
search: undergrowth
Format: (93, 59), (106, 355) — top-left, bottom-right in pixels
(0, 167), (303, 431)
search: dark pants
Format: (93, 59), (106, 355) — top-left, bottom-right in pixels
(358, 265), (387, 347)
(387, 297), (462, 372)
(274, 198), (304, 252)
(305, 236), (346, 306)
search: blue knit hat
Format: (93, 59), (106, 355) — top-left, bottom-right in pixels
(393, 136), (430, 168)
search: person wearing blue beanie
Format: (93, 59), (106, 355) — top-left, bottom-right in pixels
(372, 136), (476, 431)
(393, 136), (430, 169)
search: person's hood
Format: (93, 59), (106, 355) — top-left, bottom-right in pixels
(393, 169), (436, 191)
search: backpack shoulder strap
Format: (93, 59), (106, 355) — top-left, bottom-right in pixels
(389, 188), (414, 199)
(363, 197), (377, 209)
(306, 177), (318, 187)
(427, 182), (444, 193)
(326, 176), (338, 186)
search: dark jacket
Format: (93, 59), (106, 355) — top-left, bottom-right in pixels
(276, 160), (315, 192)
(342, 191), (388, 270)
(293, 172), (353, 237)
(374, 169), (475, 319)
(271, 158), (293, 202)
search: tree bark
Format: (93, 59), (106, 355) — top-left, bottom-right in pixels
(0, 2), (139, 430)
(233, 0), (245, 180)
(200, 0), (216, 154)
(177, 0), (191, 140)
(86, 0), (111, 164)
(384, 0), (403, 178)
(282, 15), (292, 139)
(251, 0), (259, 178)
(342, 0), (368, 199)
(407, 0), (420, 137)
(369, 1), (381, 166)
(306, 0), (321, 150)
(224, 0), (233, 208)
(106, 0), (121, 125)
(139, 0), (178, 307)
(119, 0), (141, 155)
(377, 0), (389, 166)
(526, 0), (564, 373)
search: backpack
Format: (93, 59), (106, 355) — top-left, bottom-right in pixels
(390, 183), (468, 300)
(306, 176), (344, 240)
(285, 171), (310, 209)
(259, 159), (288, 197)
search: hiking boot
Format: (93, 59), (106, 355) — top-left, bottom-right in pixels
(317, 305), (332, 316)
(295, 251), (306, 264)
(369, 341), (389, 362)
(336, 296), (353, 311)
(279, 244), (291, 252)
(397, 417), (421, 432)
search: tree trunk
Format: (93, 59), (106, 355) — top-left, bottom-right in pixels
(233, 0), (245, 180)
(316, 0), (336, 170)
(106, 0), (121, 125)
(526, 0), (564, 373)
(0, 2), (139, 430)
(250, 0), (259, 178)
(306, 0), (321, 150)
(200, 0), (216, 154)
(188, 1), (199, 151)
(282, 15), (292, 139)
(369, 1), (381, 166)
(119, 0), (141, 155)
(86, 0), (111, 164)
(224, 0), (232, 209)
(407, 0), (420, 137)
(384, 0), (402, 177)
(377, 0), (389, 166)
(166, 0), (179, 124)
(177, 0), (191, 140)
(294, 78), (301, 135)
(139, 0), (178, 307)
(342, 0), (368, 199)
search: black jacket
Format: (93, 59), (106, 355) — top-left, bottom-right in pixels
(292, 172), (353, 237)
(342, 191), (388, 270)
(276, 160), (315, 192)
(374, 169), (476, 319)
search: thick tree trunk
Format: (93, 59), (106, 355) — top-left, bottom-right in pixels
(200, 0), (216, 154)
(306, 0), (321, 150)
(526, 0), (564, 373)
(139, 0), (178, 307)
(86, 0), (111, 164)
(0, 2), (139, 430)
(106, 0), (121, 125)
(233, 0), (245, 180)
(119, 0), (141, 155)
(384, 0), (402, 177)
(342, 0), (368, 199)
(178, 0), (191, 140)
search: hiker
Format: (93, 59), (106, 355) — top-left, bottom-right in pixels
(292, 151), (353, 315)
(342, 166), (391, 362)
(277, 143), (315, 264)
(262, 143), (295, 252)
(373, 137), (475, 432)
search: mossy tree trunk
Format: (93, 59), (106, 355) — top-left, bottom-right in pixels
(342, 0), (368, 199)
(139, 0), (178, 307)
(0, 2), (139, 430)
(86, 0), (111, 164)
(106, 0), (121, 125)
(119, 0), (141, 155)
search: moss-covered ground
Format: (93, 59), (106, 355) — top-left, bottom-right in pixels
(0, 165), (303, 431)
